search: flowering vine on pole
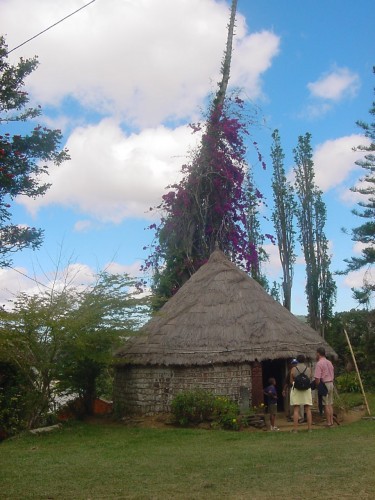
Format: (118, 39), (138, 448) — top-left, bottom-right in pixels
(142, 0), (267, 308)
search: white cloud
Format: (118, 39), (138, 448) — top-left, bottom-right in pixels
(262, 243), (281, 278)
(340, 169), (374, 206)
(352, 241), (373, 254)
(0, 267), (32, 307)
(104, 260), (142, 277)
(340, 179), (367, 205)
(303, 102), (333, 119)
(313, 135), (369, 192)
(0, 261), (95, 308)
(17, 119), (200, 222)
(5, 1), (280, 225)
(344, 268), (374, 289)
(307, 67), (360, 101)
(74, 220), (94, 233)
(0, 258), (148, 307)
(2, 0), (280, 128)
(295, 253), (306, 265)
(5, 1), (280, 223)
(56, 262), (96, 289)
(231, 30), (280, 99)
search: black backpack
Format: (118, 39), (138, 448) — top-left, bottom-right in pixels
(294, 366), (311, 391)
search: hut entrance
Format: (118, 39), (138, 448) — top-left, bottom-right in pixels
(262, 359), (286, 411)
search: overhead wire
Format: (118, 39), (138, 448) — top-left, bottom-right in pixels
(4, 264), (51, 290)
(1, 0), (99, 297)
(6, 0), (97, 55)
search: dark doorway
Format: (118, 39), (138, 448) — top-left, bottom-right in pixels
(262, 359), (287, 411)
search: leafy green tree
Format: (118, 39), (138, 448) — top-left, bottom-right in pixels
(343, 67), (375, 305)
(270, 129), (297, 310)
(0, 36), (69, 267)
(293, 133), (336, 335)
(56, 272), (150, 415)
(0, 360), (31, 436)
(0, 272), (150, 430)
(0, 290), (73, 428)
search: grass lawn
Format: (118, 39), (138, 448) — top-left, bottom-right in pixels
(1, 395), (374, 499)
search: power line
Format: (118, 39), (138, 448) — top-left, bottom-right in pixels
(6, 0), (97, 55)
(4, 264), (51, 290)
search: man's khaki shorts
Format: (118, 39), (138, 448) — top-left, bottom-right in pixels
(323, 381), (334, 405)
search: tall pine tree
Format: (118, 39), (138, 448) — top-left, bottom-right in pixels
(343, 67), (375, 306)
(0, 36), (69, 267)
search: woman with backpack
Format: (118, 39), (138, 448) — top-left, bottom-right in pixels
(290, 354), (313, 433)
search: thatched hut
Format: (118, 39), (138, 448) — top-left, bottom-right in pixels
(114, 249), (336, 415)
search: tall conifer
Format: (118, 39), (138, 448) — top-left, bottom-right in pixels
(270, 129), (296, 310)
(343, 67), (375, 305)
(293, 133), (336, 335)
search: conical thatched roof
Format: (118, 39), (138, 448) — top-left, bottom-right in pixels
(116, 249), (337, 366)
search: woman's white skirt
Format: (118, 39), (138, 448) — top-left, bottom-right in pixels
(290, 385), (313, 406)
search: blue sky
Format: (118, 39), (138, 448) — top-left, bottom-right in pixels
(0, 0), (374, 314)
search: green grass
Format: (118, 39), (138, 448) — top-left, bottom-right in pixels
(1, 395), (375, 500)
(335, 390), (371, 411)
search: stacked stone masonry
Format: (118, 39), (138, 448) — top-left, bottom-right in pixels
(114, 363), (253, 416)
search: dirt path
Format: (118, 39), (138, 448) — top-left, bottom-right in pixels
(116, 405), (368, 432)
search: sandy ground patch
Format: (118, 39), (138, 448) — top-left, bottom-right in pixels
(116, 404), (368, 432)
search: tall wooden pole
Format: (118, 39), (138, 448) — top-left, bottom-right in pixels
(213, 0), (237, 110)
(343, 328), (371, 416)
(187, 0), (238, 257)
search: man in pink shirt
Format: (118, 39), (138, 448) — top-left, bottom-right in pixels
(314, 347), (335, 427)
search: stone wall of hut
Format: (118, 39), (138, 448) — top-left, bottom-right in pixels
(114, 362), (253, 416)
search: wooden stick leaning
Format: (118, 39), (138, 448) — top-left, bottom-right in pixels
(343, 328), (371, 416)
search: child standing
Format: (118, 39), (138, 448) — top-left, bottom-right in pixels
(264, 377), (279, 431)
